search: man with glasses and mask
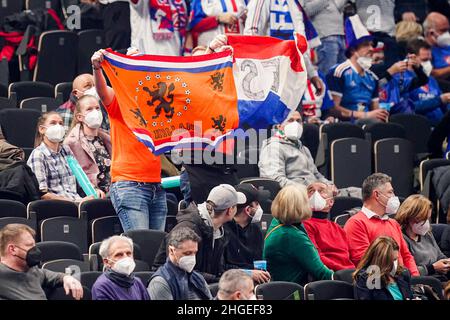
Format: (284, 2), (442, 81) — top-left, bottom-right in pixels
(148, 227), (211, 300)
(303, 182), (355, 271)
(424, 12), (450, 82)
(92, 235), (149, 300)
(344, 173), (420, 276)
(223, 184), (271, 284)
(0, 224), (83, 300)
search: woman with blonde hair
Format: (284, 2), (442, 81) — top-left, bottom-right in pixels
(395, 21), (424, 56)
(263, 185), (333, 285)
(64, 94), (111, 195)
(395, 195), (449, 280)
(353, 236), (414, 300)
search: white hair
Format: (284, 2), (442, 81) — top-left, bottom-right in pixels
(99, 235), (133, 259)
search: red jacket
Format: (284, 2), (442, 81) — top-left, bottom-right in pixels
(344, 209), (419, 276)
(303, 217), (355, 271)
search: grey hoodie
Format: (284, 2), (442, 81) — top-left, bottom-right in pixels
(258, 136), (330, 188)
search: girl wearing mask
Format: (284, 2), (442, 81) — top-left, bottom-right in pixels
(395, 194), (450, 281)
(28, 112), (96, 201)
(353, 236), (414, 300)
(64, 95), (111, 195)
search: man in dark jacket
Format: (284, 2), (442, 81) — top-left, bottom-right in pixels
(153, 184), (246, 283)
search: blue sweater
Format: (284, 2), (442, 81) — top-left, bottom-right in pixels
(92, 273), (150, 300)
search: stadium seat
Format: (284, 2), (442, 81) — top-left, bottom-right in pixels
(0, 96), (17, 109)
(77, 29), (105, 74)
(363, 122), (405, 146)
(135, 271), (154, 287)
(0, 109), (41, 148)
(255, 281), (304, 300)
(55, 82), (72, 102)
(410, 276), (444, 300)
(304, 280), (354, 300)
(239, 178), (279, 214)
(42, 258), (90, 273)
(236, 148), (260, 180)
(33, 30), (78, 85)
(333, 269), (355, 284)
(80, 271), (102, 290)
(208, 282), (219, 298)
(79, 199), (121, 244)
(0, 0), (24, 26)
(431, 224), (449, 254)
(123, 229), (167, 269)
(9, 81), (55, 105)
(301, 123), (320, 161)
(329, 197), (362, 221)
(374, 138), (414, 198)
(334, 213), (351, 227)
(165, 215), (177, 233)
(46, 286), (91, 300)
(28, 200), (88, 253)
(419, 159), (450, 191)
(36, 241), (83, 263)
(166, 198), (178, 216)
(20, 97), (60, 112)
(0, 199), (35, 230)
(330, 138), (371, 188)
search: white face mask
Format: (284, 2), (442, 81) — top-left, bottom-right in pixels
(178, 254), (196, 273)
(111, 257), (136, 276)
(283, 121), (303, 140)
(44, 124), (66, 143)
(309, 191), (327, 211)
(357, 56), (373, 71)
(84, 109), (103, 129)
(436, 31), (450, 48)
(84, 86), (100, 101)
(411, 220), (430, 236)
(250, 205), (263, 224)
(390, 259), (398, 277)
(421, 61), (433, 77)
(385, 196), (400, 214)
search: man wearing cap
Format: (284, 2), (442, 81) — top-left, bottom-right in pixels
(153, 184), (246, 283)
(223, 184), (271, 284)
(326, 15), (389, 124)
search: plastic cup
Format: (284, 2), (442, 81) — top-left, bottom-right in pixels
(253, 260), (267, 271)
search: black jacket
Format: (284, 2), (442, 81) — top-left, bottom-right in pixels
(354, 268), (414, 300)
(153, 203), (227, 283)
(0, 162), (40, 204)
(223, 219), (263, 270)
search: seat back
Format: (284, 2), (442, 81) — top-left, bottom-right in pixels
(55, 82), (72, 102)
(9, 81), (54, 104)
(33, 31), (78, 85)
(80, 271), (102, 290)
(40, 217), (88, 253)
(20, 97), (60, 113)
(304, 280), (354, 300)
(36, 240), (83, 262)
(0, 108), (41, 147)
(123, 229), (167, 268)
(255, 281), (304, 300)
(331, 138), (371, 188)
(363, 122), (405, 145)
(91, 216), (123, 244)
(239, 178), (279, 214)
(46, 286), (91, 300)
(0, 217), (36, 231)
(333, 269), (356, 284)
(42, 259), (90, 273)
(0, 0), (24, 26)
(334, 213), (351, 227)
(0, 199), (27, 218)
(79, 199), (116, 221)
(389, 114), (432, 155)
(419, 159), (450, 191)
(329, 197), (362, 221)
(208, 282), (219, 298)
(301, 123), (320, 160)
(135, 271), (154, 287)
(374, 138), (414, 198)
(28, 200), (79, 221)
(77, 29), (105, 74)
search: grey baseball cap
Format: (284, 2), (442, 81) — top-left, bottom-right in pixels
(207, 184), (247, 211)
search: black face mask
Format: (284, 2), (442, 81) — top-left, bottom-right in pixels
(16, 246), (42, 268)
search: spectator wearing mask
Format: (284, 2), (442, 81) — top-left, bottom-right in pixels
(148, 227), (212, 300)
(188, 0), (247, 49)
(395, 195), (450, 281)
(327, 15), (389, 124)
(303, 0), (347, 75)
(56, 74), (109, 133)
(154, 184), (246, 283)
(423, 12), (450, 81)
(264, 185), (334, 285)
(92, 235), (149, 300)
(0, 224), (83, 300)
(28, 112), (100, 201)
(98, 0), (131, 50)
(353, 236), (414, 300)
(244, 0), (324, 96)
(302, 182), (355, 271)
(344, 173), (419, 276)
(64, 95), (112, 195)
(407, 39), (450, 125)
(91, 49), (168, 232)
(216, 269), (256, 300)
(223, 183), (271, 284)
(129, 0), (188, 56)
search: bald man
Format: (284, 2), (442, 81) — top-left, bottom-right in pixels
(423, 12), (450, 81)
(56, 74), (109, 132)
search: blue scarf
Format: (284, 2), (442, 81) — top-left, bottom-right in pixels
(269, 0), (320, 47)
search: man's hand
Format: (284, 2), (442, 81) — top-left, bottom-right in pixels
(217, 13), (238, 26)
(402, 12), (417, 22)
(387, 60), (408, 75)
(63, 275), (83, 300)
(440, 93), (450, 104)
(367, 109), (389, 122)
(91, 49), (105, 69)
(310, 76), (324, 96)
(208, 34), (228, 52)
(251, 270), (271, 284)
(307, 117), (321, 125)
(433, 259), (450, 274)
(407, 54), (420, 68)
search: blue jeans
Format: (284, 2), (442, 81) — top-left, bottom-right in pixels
(179, 169), (192, 204)
(316, 35), (346, 76)
(110, 181), (167, 232)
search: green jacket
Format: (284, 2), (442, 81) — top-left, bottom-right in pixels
(263, 218), (333, 285)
